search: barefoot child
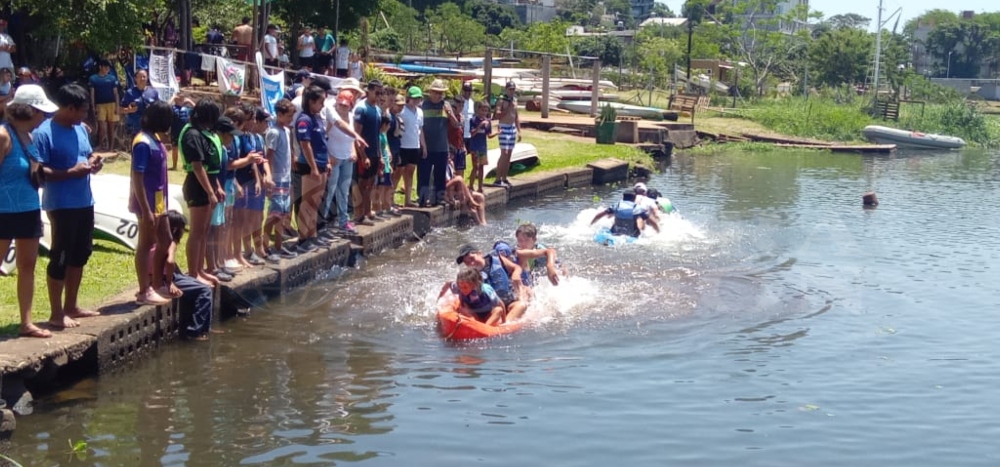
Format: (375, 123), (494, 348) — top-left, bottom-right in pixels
(374, 113), (398, 216)
(164, 211), (218, 340)
(130, 100), (178, 305)
(468, 100), (495, 192)
(438, 266), (506, 326)
(445, 173), (486, 226)
(263, 99), (298, 262)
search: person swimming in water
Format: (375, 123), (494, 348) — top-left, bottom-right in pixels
(590, 190), (660, 238)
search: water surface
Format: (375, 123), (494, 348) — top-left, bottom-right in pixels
(11, 148), (1000, 466)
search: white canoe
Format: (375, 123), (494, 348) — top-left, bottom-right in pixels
(481, 143), (539, 178)
(1, 174), (185, 275)
(557, 100), (670, 120)
(862, 125), (966, 150)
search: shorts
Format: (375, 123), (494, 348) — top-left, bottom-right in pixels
(359, 153), (378, 179)
(224, 177), (237, 208)
(376, 172), (392, 186)
(472, 151), (488, 165)
(234, 180), (266, 211)
(336, 68), (348, 78)
(95, 103), (119, 123)
(183, 172), (213, 208)
(399, 148), (421, 166)
(451, 149), (467, 171)
(233, 180), (252, 209)
(268, 182), (291, 216)
(170, 124), (185, 145)
(46, 207), (94, 280)
(296, 161), (327, 176)
(264, 58), (279, 68)
(0, 210), (42, 239)
(391, 149), (404, 168)
(499, 123), (517, 151)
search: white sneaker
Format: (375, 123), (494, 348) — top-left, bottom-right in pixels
(224, 259), (243, 271)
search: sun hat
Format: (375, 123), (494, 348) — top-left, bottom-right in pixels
(427, 79), (448, 92)
(407, 86), (424, 99)
(339, 77), (364, 93)
(9, 84), (58, 113)
(394, 94), (405, 105)
(455, 244), (480, 264)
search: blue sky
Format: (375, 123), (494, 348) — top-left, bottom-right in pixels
(656, 0), (997, 30)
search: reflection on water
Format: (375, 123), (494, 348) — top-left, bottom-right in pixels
(11, 148), (1000, 466)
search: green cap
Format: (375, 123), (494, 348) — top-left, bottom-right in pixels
(407, 86), (424, 99)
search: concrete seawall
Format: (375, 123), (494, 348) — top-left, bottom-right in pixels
(0, 157), (636, 442)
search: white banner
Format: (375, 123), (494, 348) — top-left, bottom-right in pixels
(256, 51), (285, 117)
(216, 56), (246, 96)
(149, 52), (179, 102)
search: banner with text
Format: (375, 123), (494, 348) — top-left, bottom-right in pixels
(216, 57), (246, 96)
(149, 52), (179, 102)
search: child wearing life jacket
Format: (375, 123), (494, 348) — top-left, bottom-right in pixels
(454, 243), (526, 322)
(439, 266), (506, 326)
(513, 223), (565, 286)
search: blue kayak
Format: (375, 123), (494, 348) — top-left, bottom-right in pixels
(594, 228), (637, 246)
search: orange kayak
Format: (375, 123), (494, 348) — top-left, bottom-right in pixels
(436, 300), (525, 340)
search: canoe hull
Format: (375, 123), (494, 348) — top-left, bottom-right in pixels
(437, 301), (525, 340)
(557, 100), (669, 120)
(862, 125), (966, 149)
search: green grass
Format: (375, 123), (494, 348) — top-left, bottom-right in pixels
(503, 129), (654, 177)
(726, 96), (1000, 148)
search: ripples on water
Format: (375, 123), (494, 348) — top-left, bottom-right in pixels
(11, 149), (1000, 466)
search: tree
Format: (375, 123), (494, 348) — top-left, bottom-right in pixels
(637, 36), (682, 78)
(682, 0), (710, 80)
(12, 0), (167, 58)
(464, 0), (522, 36)
(652, 2), (675, 18)
(574, 35), (624, 66)
(826, 13), (870, 30)
(517, 21), (571, 54)
(427, 2), (486, 54)
(380, 0), (423, 52)
(925, 21), (1000, 78)
(808, 27), (873, 87)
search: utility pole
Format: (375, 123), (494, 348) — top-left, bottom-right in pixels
(872, 0), (883, 104)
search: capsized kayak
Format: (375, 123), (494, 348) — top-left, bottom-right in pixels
(594, 227), (637, 246)
(437, 299), (525, 340)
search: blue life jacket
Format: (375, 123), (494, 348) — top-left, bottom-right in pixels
(482, 250), (515, 303)
(612, 200), (641, 237)
(493, 240), (533, 286)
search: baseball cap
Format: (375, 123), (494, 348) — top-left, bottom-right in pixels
(9, 85), (58, 113)
(505, 80), (516, 89)
(455, 244), (480, 264)
(462, 81), (473, 91)
(295, 69), (311, 81)
(634, 182), (647, 193)
(214, 116), (239, 135)
(367, 79), (383, 89)
(407, 86), (424, 99)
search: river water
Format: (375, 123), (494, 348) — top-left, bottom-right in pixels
(9, 148), (1000, 466)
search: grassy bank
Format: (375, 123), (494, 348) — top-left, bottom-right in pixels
(722, 96), (1000, 148)
(0, 129), (650, 336)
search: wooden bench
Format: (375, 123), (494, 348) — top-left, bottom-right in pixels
(669, 94), (701, 123)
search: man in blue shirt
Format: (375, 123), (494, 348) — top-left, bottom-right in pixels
(353, 79), (383, 225)
(34, 83), (104, 330)
(88, 60), (120, 152)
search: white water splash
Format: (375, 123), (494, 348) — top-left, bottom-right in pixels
(536, 208), (708, 250)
